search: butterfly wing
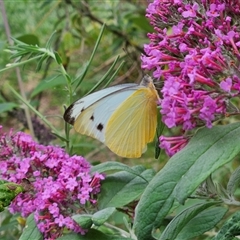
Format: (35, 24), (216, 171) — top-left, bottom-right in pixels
(64, 84), (138, 124)
(64, 75), (159, 158)
(105, 86), (159, 158)
(64, 84), (139, 143)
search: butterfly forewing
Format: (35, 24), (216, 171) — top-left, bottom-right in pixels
(64, 84), (140, 143)
(64, 84), (138, 124)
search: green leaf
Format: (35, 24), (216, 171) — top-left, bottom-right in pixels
(91, 162), (151, 181)
(0, 180), (24, 210)
(51, 132), (68, 142)
(213, 211), (240, 240)
(54, 51), (62, 65)
(30, 75), (65, 98)
(159, 203), (227, 240)
(173, 123), (240, 204)
(59, 229), (133, 240)
(45, 31), (57, 50)
(227, 166), (240, 196)
(98, 166), (154, 209)
(17, 34), (40, 46)
(72, 214), (93, 229)
(92, 207), (115, 226)
(19, 214), (42, 240)
(36, 53), (49, 71)
(74, 24), (106, 90)
(0, 103), (18, 113)
(85, 55), (121, 95)
(103, 60), (125, 89)
(134, 123), (240, 240)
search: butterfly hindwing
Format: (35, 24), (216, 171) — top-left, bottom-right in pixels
(105, 86), (158, 158)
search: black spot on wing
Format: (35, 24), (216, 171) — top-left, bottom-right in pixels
(90, 115), (94, 121)
(81, 107), (85, 112)
(97, 123), (104, 132)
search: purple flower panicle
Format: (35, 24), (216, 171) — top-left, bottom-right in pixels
(143, 0), (240, 155)
(0, 126), (104, 239)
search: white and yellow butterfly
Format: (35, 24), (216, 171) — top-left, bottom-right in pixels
(64, 75), (159, 158)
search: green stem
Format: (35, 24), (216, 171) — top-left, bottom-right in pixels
(55, 56), (72, 153)
(59, 64), (73, 104)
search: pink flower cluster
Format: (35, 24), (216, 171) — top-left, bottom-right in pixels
(0, 126), (104, 239)
(142, 0), (240, 156)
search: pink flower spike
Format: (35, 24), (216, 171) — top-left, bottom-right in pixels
(0, 126), (104, 239)
(206, 4), (220, 17)
(142, 0), (240, 149)
(182, 3), (199, 18)
(220, 78), (232, 93)
(55, 214), (66, 227)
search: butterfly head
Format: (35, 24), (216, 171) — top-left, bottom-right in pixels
(140, 74), (155, 89)
(140, 75), (160, 101)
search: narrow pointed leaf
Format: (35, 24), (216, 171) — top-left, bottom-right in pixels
(103, 60), (125, 88)
(45, 31), (57, 50)
(54, 51), (62, 64)
(74, 24), (105, 90)
(85, 55), (120, 95)
(36, 53), (49, 71)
